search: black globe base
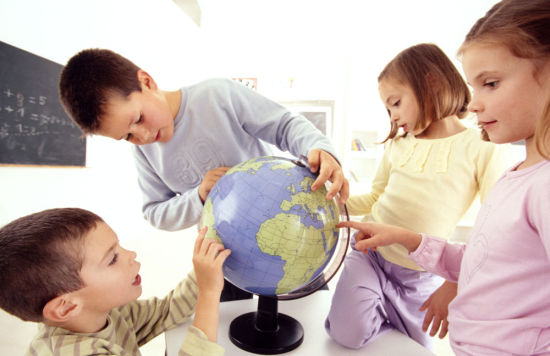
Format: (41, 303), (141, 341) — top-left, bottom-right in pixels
(229, 295), (304, 354)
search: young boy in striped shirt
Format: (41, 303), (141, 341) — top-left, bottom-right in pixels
(0, 208), (228, 355)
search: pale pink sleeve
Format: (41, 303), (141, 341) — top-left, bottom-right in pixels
(409, 234), (466, 282)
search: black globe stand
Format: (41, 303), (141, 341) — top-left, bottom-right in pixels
(229, 295), (304, 354)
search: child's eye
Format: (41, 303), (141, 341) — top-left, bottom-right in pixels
(484, 80), (499, 88)
(137, 114), (143, 124)
(392, 100), (400, 107)
(109, 253), (119, 266)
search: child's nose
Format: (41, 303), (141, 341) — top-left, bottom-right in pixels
(133, 126), (151, 144)
(123, 247), (137, 260)
(128, 250), (140, 266)
(468, 99), (482, 113)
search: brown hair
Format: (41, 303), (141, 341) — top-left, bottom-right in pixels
(459, 0), (550, 154)
(538, 100), (550, 159)
(0, 208), (103, 322)
(378, 43), (470, 142)
(58, 49), (142, 134)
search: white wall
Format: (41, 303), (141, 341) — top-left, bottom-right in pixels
(0, 1), (501, 354)
(0, 0), (500, 306)
(0, 0), (503, 296)
(0, 0), (499, 228)
(0, 0), (203, 226)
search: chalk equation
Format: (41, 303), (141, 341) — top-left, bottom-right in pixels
(0, 89), (77, 140)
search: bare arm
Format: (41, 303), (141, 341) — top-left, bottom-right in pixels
(336, 221), (422, 253)
(420, 280), (457, 339)
(191, 227), (231, 341)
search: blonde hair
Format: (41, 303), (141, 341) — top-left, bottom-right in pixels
(378, 43), (470, 142)
(458, 0), (550, 157)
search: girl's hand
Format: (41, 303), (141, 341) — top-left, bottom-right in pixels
(192, 227), (231, 298)
(336, 221), (422, 252)
(308, 149), (349, 205)
(198, 167), (231, 203)
(420, 281), (457, 338)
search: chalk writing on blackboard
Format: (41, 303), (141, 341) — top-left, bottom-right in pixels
(0, 41), (86, 166)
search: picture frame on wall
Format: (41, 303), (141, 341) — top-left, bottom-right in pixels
(278, 100), (334, 139)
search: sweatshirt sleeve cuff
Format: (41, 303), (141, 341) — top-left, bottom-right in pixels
(192, 185), (204, 208)
(408, 234), (445, 272)
(408, 234), (461, 282)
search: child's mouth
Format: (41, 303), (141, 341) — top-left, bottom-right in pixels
(133, 274), (141, 286)
(480, 120), (497, 129)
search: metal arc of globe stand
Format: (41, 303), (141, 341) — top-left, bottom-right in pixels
(228, 205), (350, 354)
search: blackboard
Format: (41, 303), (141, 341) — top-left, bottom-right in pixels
(0, 41), (86, 167)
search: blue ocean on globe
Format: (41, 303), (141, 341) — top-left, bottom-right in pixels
(201, 156), (340, 296)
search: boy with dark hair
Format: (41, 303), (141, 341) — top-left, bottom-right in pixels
(59, 48), (349, 300)
(59, 49), (348, 229)
(0, 208), (229, 355)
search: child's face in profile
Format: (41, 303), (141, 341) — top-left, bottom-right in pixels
(378, 78), (422, 136)
(76, 222), (142, 312)
(97, 73), (175, 145)
(463, 43), (550, 145)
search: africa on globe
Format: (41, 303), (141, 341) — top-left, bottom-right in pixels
(200, 156), (340, 296)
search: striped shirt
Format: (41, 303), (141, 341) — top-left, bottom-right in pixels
(26, 271), (224, 356)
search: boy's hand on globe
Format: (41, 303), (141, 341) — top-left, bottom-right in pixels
(192, 227), (230, 342)
(336, 221), (422, 253)
(199, 166), (231, 203)
(193, 227), (231, 297)
(308, 149), (349, 205)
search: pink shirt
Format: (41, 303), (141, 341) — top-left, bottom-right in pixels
(411, 160), (550, 356)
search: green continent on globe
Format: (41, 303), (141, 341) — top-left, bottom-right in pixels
(200, 156), (341, 296)
(257, 175), (339, 294)
(202, 199), (222, 245)
(225, 158), (296, 177)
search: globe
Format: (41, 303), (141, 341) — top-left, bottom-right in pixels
(200, 155), (350, 354)
(201, 155), (344, 297)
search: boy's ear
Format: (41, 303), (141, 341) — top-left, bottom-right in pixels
(42, 294), (81, 323)
(136, 70), (158, 91)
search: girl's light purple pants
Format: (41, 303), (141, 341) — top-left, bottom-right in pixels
(325, 247), (443, 349)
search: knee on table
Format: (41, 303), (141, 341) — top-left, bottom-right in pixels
(325, 301), (385, 349)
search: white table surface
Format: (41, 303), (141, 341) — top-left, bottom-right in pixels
(165, 289), (435, 356)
